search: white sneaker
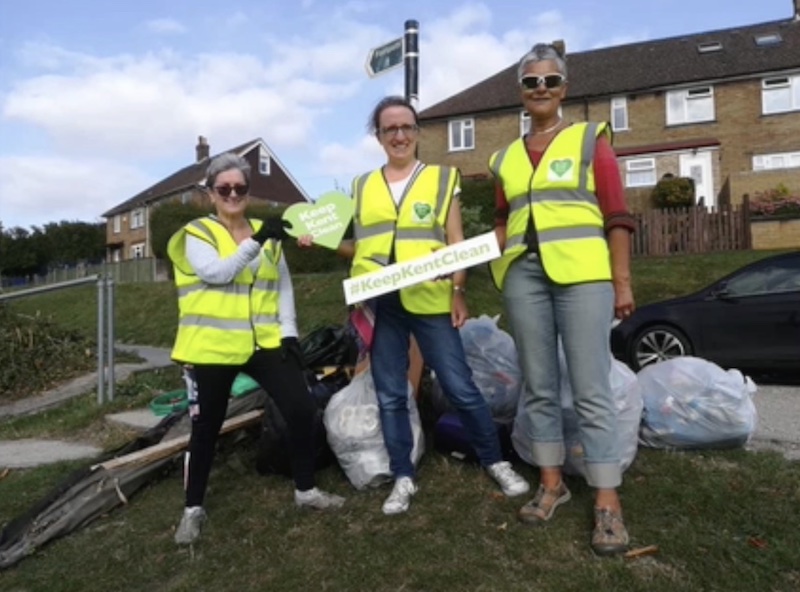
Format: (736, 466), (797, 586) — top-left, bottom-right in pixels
(174, 506), (207, 545)
(486, 461), (530, 497)
(382, 477), (418, 515)
(294, 487), (346, 510)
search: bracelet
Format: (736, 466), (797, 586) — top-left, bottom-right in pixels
(453, 285), (466, 295)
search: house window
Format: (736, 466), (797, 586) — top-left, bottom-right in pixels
(754, 33), (782, 47)
(113, 215), (121, 234)
(666, 86), (714, 125)
(520, 111), (530, 136)
(611, 97), (628, 131)
(181, 191), (192, 204)
(697, 41), (722, 53)
(131, 208), (145, 229)
(753, 151), (800, 171)
(762, 75), (800, 114)
(625, 158), (657, 187)
(448, 118), (474, 151)
(259, 153), (271, 175)
(130, 243), (145, 259)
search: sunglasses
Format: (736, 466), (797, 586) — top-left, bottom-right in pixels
(520, 74), (566, 90)
(214, 184), (249, 198)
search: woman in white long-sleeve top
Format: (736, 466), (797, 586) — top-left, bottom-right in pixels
(167, 153), (344, 545)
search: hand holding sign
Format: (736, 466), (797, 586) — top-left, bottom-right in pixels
(282, 191), (354, 250)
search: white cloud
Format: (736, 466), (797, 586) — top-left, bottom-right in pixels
(318, 134), (385, 180)
(0, 156), (151, 229)
(145, 18), (187, 35)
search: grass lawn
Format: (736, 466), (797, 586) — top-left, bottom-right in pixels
(2, 249), (799, 591)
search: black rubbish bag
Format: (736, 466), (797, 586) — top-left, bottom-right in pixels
(299, 325), (357, 370)
(255, 395), (334, 477)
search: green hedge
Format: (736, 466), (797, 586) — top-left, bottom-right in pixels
(651, 176), (695, 209)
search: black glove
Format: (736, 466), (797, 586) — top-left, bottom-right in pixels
(252, 217), (289, 244)
(280, 337), (305, 368)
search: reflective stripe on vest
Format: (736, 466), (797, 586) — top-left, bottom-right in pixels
(489, 122), (612, 288)
(351, 165), (458, 314)
(167, 216), (282, 364)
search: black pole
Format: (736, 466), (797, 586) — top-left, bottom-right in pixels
(404, 19), (419, 109)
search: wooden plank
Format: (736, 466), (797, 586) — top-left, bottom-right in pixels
(94, 410), (264, 471)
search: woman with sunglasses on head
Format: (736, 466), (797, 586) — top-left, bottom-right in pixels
(167, 152), (344, 545)
(489, 44), (635, 556)
(333, 96), (529, 515)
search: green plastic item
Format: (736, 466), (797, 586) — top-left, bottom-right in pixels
(231, 373), (260, 397)
(149, 389), (188, 416)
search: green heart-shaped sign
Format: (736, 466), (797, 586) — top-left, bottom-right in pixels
(550, 159), (573, 177)
(413, 203), (432, 220)
(282, 191), (354, 250)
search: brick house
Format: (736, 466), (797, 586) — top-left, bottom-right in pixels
(417, 0), (800, 212)
(102, 136), (310, 261)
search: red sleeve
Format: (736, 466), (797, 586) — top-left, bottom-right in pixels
(594, 135), (636, 233)
(494, 181), (510, 227)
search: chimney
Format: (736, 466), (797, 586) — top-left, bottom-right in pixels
(552, 39), (566, 57)
(196, 136), (209, 162)
(795, 0), (800, 21)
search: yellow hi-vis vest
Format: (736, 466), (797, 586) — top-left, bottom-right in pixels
(488, 122), (612, 289)
(351, 164), (459, 314)
(167, 217), (282, 364)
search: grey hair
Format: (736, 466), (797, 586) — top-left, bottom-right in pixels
(205, 152), (251, 188)
(517, 43), (567, 80)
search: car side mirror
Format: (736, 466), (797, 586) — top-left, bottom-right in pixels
(711, 283), (731, 299)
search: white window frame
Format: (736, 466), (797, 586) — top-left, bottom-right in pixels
(113, 215), (121, 234)
(259, 150), (271, 175)
(761, 75), (800, 115)
(666, 86), (715, 125)
(753, 151), (800, 171)
(448, 118), (474, 151)
(611, 97), (628, 131)
(130, 208), (145, 229)
(625, 158), (657, 188)
(130, 242), (145, 259)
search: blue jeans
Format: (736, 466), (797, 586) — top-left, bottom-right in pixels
(503, 254), (620, 489)
(371, 292), (502, 478)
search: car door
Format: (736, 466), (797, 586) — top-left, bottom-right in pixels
(700, 256), (800, 369)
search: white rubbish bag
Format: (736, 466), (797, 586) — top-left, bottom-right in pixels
(637, 356), (758, 449)
(323, 367), (424, 490)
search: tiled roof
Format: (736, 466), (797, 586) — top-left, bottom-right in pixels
(102, 139), (259, 217)
(419, 16), (800, 120)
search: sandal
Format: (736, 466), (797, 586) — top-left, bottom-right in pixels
(518, 482), (571, 525)
(591, 507), (629, 556)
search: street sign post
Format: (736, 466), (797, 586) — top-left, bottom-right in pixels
(365, 37), (404, 78)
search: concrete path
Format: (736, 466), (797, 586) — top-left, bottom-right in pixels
(0, 345), (173, 468)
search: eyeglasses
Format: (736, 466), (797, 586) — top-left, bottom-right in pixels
(520, 74), (566, 90)
(213, 184), (249, 197)
(378, 124), (419, 138)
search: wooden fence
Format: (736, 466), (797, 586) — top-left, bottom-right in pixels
(631, 203), (752, 257)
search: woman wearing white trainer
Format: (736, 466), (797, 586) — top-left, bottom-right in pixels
(168, 153), (344, 545)
(337, 96), (530, 515)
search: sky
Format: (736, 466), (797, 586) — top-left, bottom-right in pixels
(0, 0), (793, 230)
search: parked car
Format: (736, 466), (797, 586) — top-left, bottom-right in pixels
(611, 251), (800, 373)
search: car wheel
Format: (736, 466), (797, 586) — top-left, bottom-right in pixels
(630, 324), (692, 371)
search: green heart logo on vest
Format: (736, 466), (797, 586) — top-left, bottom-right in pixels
(412, 203), (432, 223)
(550, 159), (573, 177)
(282, 191), (354, 250)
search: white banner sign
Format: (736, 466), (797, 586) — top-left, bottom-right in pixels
(342, 232), (501, 305)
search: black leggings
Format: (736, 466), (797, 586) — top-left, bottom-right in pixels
(184, 348), (317, 507)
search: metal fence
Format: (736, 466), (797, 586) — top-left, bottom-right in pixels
(3, 258), (169, 289)
(0, 275), (117, 404)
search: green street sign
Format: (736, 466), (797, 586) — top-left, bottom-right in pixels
(366, 37), (404, 78)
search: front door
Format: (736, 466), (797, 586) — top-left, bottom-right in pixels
(679, 151), (714, 208)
